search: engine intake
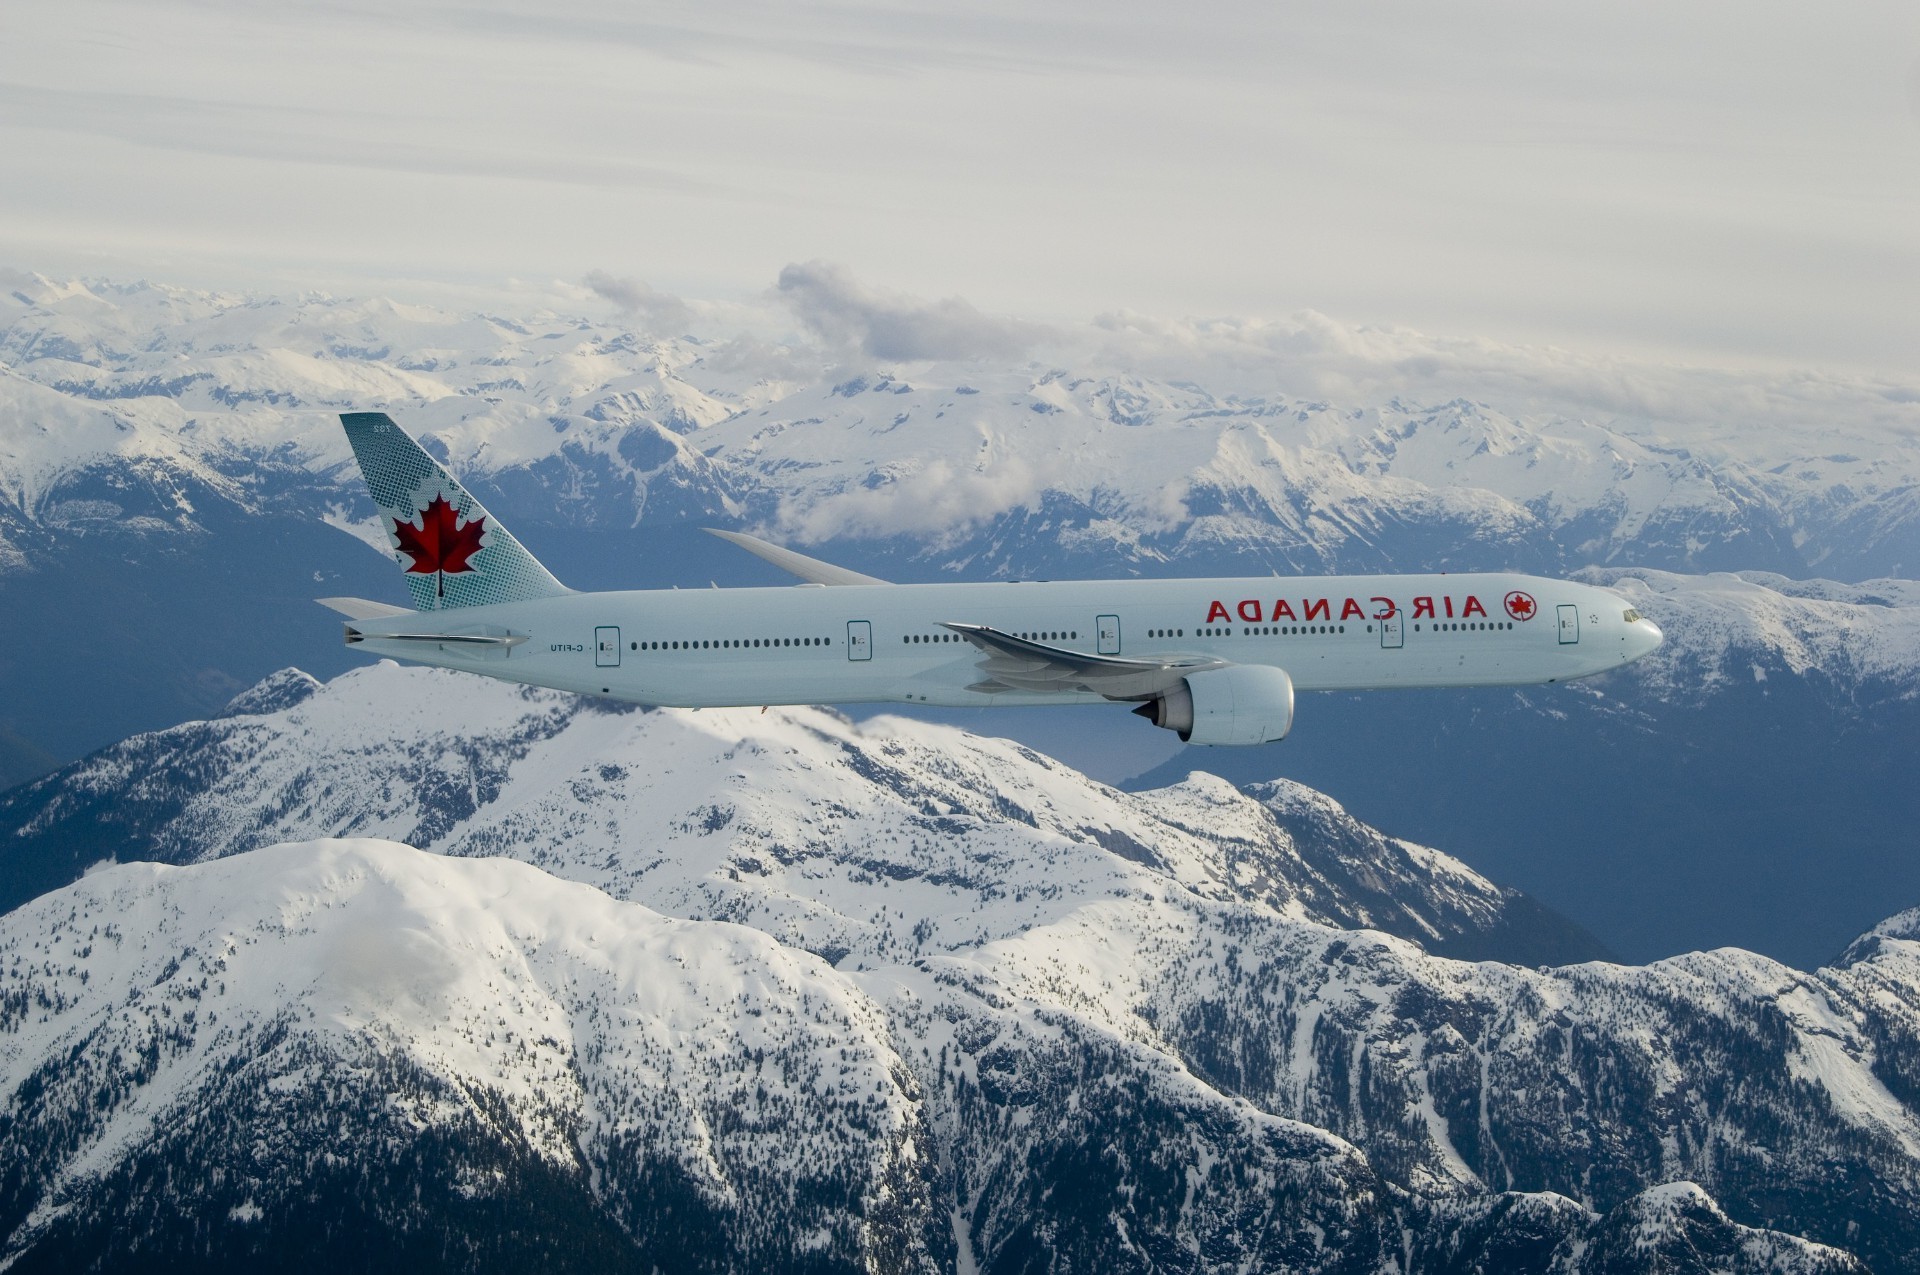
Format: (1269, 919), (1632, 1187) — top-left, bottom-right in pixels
(1134, 665), (1294, 746)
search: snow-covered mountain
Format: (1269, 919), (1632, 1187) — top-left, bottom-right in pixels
(4, 703), (1913, 1268)
(1593, 569), (1920, 704)
(0, 840), (942, 1272)
(0, 663), (1603, 968)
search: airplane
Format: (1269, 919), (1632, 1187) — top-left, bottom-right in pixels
(320, 412), (1664, 745)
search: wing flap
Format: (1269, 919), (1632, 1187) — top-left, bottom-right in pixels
(942, 623), (1225, 699)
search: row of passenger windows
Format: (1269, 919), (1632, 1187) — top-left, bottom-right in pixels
(908, 630), (1077, 644)
(627, 621), (1514, 654)
(1177, 625), (1347, 637)
(631, 637), (830, 651)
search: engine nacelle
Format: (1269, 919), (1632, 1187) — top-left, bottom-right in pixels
(1133, 665), (1294, 746)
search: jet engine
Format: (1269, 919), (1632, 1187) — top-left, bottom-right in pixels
(1133, 664), (1294, 746)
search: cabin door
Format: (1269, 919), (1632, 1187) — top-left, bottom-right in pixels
(1096, 614), (1121, 655)
(847, 620), (873, 661)
(595, 626), (621, 667)
(1379, 611), (1404, 649)
(1557, 604), (1580, 644)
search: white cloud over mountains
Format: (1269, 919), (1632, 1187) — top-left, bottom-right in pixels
(663, 261), (1920, 452)
(582, 271), (697, 335)
(775, 261), (1046, 363)
(1081, 308), (1920, 450)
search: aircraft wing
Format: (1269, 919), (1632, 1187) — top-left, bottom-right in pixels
(942, 623), (1226, 700)
(704, 529), (889, 586)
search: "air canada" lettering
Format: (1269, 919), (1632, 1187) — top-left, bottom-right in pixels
(1204, 596), (1489, 623)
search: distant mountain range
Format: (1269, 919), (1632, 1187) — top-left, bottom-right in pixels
(0, 664), (1908, 1272)
(7, 275), (1918, 584)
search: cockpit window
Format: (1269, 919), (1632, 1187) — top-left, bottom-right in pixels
(1622, 608), (1642, 624)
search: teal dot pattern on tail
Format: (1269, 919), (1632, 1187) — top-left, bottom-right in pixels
(340, 412), (569, 611)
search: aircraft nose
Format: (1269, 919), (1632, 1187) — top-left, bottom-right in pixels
(1629, 617), (1664, 660)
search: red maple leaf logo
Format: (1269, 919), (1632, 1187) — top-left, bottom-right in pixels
(393, 493), (485, 599)
(1505, 590), (1536, 621)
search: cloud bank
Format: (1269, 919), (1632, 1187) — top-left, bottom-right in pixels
(1082, 308), (1920, 450)
(582, 271), (696, 335)
(775, 261), (1046, 363)
(732, 262), (1920, 449)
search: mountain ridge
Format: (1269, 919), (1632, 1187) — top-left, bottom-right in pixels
(0, 662), (1608, 969)
(1, 826), (1906, 1271)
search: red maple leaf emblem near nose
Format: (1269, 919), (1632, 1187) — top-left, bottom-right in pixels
(1505, 590), (1536, 620)
(393, 493), (485, 597)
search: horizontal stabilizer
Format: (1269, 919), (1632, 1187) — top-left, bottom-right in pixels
(344, 628), (526, 648)
(317, 596), (412, 620)
(704, 528), (888, 587)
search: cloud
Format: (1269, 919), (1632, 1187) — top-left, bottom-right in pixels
(1082, 308), (1920, 447)
(774, 454), (1046, 543)
(775, 261), (1046, 363)
(582, 271), (696, 334)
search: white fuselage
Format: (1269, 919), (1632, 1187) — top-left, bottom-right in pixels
(348, 571), (1663, 709)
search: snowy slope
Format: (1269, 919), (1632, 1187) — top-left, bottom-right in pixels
(3, 663), (1919, 1266)
(0, 663), (1596, 965)
(0, 831), (1890, 1271)
(0, 839), (938, 1271)
(5, 273), (1920, 1267)
(1593, 568), (1920, 702)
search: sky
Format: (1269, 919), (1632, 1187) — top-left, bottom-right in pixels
(2, 0), (1917, 373)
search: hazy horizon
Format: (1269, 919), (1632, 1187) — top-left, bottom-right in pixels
(4, 0), (1916, 377)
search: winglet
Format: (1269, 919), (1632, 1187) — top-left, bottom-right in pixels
(703, 528), (888, 586)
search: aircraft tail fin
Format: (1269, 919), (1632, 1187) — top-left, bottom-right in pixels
(339, 412), (569, 611)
